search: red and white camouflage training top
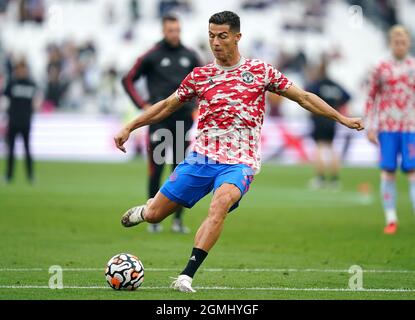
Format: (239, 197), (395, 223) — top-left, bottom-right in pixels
(175, 57), (292, 172)
(365, 55), (415, 132)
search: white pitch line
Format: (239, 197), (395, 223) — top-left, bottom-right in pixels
(0, 285), (414, 293)
(1, 267), (415, 273)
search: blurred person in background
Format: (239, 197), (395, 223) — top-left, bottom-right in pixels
(43, 43), (67, 111)
(2, 59), (39, 184)
(99, 66), (118, 114)
(130, 0), (140, 24)
(18, 0), (45, 24)
(0, 0), (9, 16)
(122, 14), (200, 233)
(365, 25), (415, 235)
(306, 57), (351, 190)
(158, 0), (192, 18)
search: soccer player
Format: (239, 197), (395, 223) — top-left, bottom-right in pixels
(365, 25), (415, 235)
(114, 11), (364, 292)
(122, 14), (200, 233)
(307, 58), (351, 190)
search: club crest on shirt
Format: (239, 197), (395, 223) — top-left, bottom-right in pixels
(179, 57), (191, 68)
(241, 71), (255, 84)
(160, 57), (171, 67)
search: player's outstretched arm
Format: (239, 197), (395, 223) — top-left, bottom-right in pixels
(114, 93), (184, 153)
(281, 85), (364, 131)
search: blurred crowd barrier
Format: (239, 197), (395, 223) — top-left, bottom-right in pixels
(0, 113), (376, 166)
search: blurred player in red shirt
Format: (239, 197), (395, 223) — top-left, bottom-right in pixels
(365, 25), (415, 235)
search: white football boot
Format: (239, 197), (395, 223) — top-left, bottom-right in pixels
(121, 199), (153, 227)
(170, 275), (196, 293)
(121, 205), (146, 227)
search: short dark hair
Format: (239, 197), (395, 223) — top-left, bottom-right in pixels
(209, 11), (240, 33)
(162, 14), (179, 24)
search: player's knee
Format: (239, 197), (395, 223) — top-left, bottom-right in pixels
(209, 194), (233, 215)
(382, 170), (396, 181)
(407, 171), (415, 181)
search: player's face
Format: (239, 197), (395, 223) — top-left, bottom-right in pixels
(163, 20), (181, 47)
(208, 23), (241, 62)
(390, 32), (411, 60)
(15, 64), (28, 79)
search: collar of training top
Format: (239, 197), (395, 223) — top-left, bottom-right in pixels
(160, 39), (184, 50)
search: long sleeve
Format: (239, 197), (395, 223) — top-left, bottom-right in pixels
(365, 65), (381, 130)
(121, 48), (154, 110)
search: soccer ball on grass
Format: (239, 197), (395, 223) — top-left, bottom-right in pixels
(105, 253), (144, 290)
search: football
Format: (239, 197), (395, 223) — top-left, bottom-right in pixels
(105, 253), (144, 290)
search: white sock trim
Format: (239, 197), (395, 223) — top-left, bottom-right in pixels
(385, 209), (397, 225)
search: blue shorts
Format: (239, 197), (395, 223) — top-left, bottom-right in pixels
(379, 132), (415, 172)
(160, 152), (254, 212)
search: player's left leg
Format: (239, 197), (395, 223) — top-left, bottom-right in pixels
(379, 132), (399, 234)
(172, 164), (253, 292)
(195, 183), (241, 250)
(171, 183), (242, 293)
(407, 170), (415, 215)
(401, 132), (415, 216)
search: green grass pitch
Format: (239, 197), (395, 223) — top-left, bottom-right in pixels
(1, 159), (415, 300)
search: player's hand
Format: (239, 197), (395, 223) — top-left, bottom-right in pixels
(114, 127), (130, 153)
(367, 129), (379, 145)
(342, 117), (365, 131)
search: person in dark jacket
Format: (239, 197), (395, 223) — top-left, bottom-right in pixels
(122, 14), (200, 233)
(3, 59), (38, 184)
(306, 59), (351, 190)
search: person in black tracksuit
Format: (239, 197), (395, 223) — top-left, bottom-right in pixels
(3, 60), (37, 183)
(122, 15), (200, 233)
(306, 59), (351, 189)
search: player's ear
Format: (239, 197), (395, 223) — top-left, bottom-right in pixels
(235, 32), (242, 44)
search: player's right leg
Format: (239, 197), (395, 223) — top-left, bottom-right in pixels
(122, 152), (213, 229)
(5, 125), (17, 183)
(22, 125), (34, 183)
(378, 132), (399, 234)
(381, 170), (398, 234)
